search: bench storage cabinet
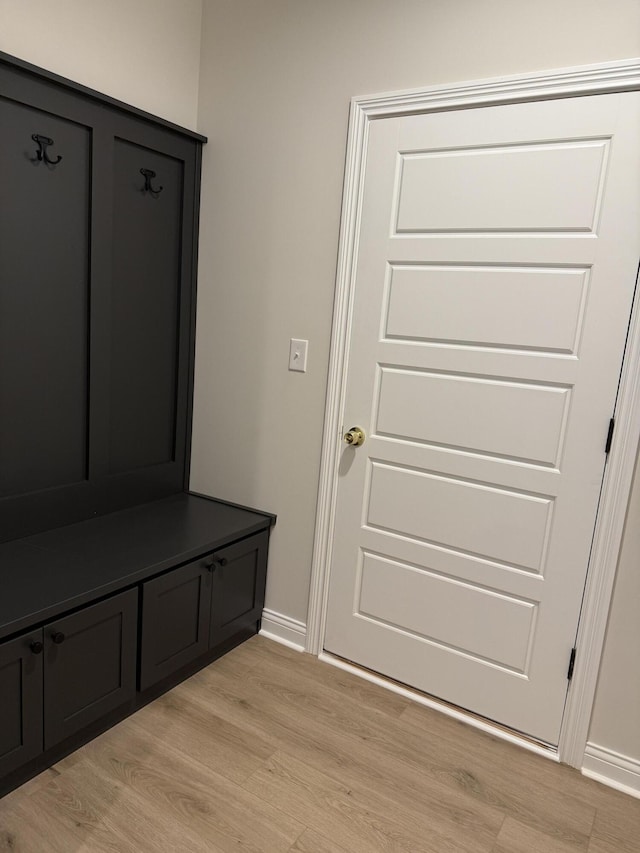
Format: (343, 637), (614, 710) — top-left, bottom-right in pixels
(0, 51), (276, 798)
(140, 530), (269, 691)
(0, 495), (275, 797)
(0, 589), (137, 780)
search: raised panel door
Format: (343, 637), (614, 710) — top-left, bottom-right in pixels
(324, 93), (640, 744)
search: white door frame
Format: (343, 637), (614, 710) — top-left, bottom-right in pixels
(306, 58), (640, 768)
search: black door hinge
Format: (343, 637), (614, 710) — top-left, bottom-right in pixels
(567, 647), (577, 681)
(605, 418), (615, 454)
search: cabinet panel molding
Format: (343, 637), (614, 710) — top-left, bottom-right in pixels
(43, 589), (137, 749)
(140, 556), (212, 690)
(0, 631), (43, 778)
(210, 531), (269, 647)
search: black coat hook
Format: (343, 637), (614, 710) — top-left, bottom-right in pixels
(32, 134), (62, 165)
(140, 168), (163, 195)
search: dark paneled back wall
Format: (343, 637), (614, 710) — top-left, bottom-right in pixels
(0, 53), (204, 541)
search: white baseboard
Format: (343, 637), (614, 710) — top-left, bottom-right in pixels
(260, 608), (306, 652)
(582, 742), (640, 799)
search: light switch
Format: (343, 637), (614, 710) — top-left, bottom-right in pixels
(289, 338), (308, 372)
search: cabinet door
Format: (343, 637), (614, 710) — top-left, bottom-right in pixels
(209, 532), (269, 648)
(44, 589), (137, 749)
(140, 557), (212, 691)
(0, 630), (43, 778)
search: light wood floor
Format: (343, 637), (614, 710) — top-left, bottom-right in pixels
(1, 636), (638, 852)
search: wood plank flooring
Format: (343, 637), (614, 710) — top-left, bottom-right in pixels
(1, 636), (638, 852)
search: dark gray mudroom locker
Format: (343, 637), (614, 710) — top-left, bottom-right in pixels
(0, 52), (274, 797)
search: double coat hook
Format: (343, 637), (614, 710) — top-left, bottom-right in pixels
(140, 168), (163, 195)
(32, 134), (62, 165)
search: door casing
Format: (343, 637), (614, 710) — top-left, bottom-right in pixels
(307, 57), (640, 769)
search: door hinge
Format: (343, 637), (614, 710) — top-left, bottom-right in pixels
(605, 418), (615, 454)
(567, 647), (577, 681)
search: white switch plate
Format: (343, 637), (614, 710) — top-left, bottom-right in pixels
(289, 338), (308, 372)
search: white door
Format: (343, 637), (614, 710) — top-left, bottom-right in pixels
(324, 93), (640, 745)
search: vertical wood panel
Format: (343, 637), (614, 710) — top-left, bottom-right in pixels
(0, 99), (89, 498)
(109, 140), (183, 474)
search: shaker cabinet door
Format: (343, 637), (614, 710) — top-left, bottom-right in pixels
(140, 556), (212, 691)
(44, 589), (137, 749)
(0, 630), (44, 778)
(209, 532), (269, 647)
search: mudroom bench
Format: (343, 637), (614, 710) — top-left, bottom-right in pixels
(0, 492), (275, 797)
(0, 50), (276, 798)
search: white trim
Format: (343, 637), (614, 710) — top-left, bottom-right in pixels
(560, 261), (640, 766)
(306, 96), (370, 657)
(582, 743), (640, 799)
(260, 608), (306, 652)
(307, 57), (640, 768)
(352, 58), (640, 119)
(320, 652), (558, 762)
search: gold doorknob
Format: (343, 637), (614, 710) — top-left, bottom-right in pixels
(343, 426), (366, 447)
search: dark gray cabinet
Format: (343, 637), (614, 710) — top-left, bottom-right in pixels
(0, 631), (43, 778)
(140, 556), (212, 691)
(0, 496), (273, 798)
(210, 532), (269, 647)
(0, 50), (274, 801)
(0, 588), (137, 778)
(140, 531), (269, 690)
(44, 590), (137, 748)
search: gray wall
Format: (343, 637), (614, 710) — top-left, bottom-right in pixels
(589, 461), (640, 760)
(192, 0), (640, 768)
(0, 0), (203, 128)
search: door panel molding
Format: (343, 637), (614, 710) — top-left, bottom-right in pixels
(307, 57), (640, 768)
